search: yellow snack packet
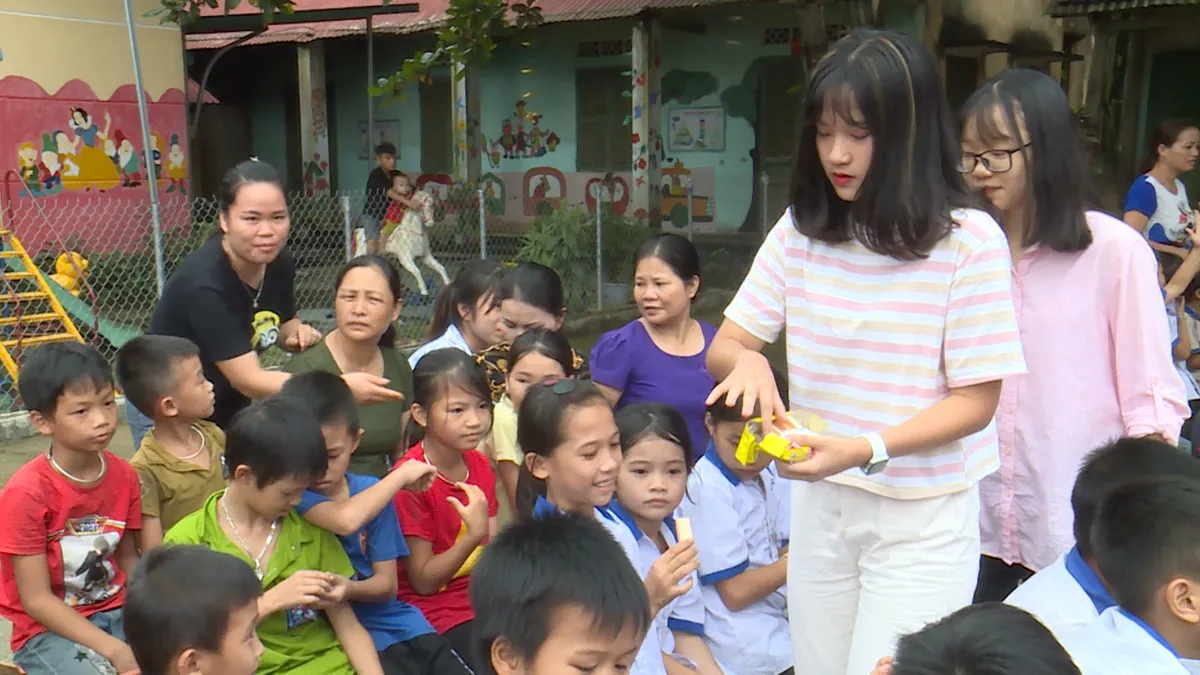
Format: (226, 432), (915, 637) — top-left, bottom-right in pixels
(675, 517), (693, 542)
(734, 411), (826, 466)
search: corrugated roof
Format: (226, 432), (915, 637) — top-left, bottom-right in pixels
(186, 0), (751, 49)
(1049, 0), (1199, 16)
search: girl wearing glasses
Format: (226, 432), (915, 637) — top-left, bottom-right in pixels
(706, 30), (1025, 675)
(959, 69), (1187, 603)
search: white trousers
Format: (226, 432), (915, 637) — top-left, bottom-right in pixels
(788, 480), (980, 675)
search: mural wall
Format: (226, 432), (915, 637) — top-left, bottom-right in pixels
(0, 1), (189, 253)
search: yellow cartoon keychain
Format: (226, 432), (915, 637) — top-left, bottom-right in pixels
(735, 410), (828, 466)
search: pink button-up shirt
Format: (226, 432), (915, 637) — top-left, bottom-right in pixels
(980, 211), (1188, 572)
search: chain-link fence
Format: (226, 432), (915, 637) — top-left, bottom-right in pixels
(0, 179), (646, 413)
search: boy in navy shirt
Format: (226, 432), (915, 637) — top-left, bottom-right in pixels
(282, 371), (471, 674)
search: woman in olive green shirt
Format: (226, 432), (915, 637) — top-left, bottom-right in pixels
(285, 255), (412, 476)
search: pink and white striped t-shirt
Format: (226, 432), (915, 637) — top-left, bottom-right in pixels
(725, 209), (1026, 500)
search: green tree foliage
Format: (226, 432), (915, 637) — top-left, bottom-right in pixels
(153, 0), (541, 97)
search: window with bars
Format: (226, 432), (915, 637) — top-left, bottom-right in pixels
(575, 67), (630, 172)
(764, 27), (800, 45)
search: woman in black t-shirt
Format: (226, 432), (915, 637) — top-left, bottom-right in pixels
(128, 160), (400, 447)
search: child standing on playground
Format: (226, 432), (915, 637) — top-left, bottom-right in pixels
(392, 348), (498, 672)
(0, 342), (142, 675)
(116, 335), (225, 551)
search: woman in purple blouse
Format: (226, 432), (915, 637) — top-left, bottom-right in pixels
(592, 233), (716, 458)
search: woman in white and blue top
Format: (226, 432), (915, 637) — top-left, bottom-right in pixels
(518, 382), (708, 675)
(1123, 120), (1198, 260)
(679, 397), (793, 675)
(407, 259), (504, 368)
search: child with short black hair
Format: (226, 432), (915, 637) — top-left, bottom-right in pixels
(1060, 476), (1200, 674)
(392, 349), (499, 671)
(282, 371), (471, 675)
(678, 382), (793, 675)
(0, 342), (142, 675)
(471, 513), (653, 675)
(870, 603), (1081, 675)
(125, 544), (263, 675)
(1006, 436), (1200, 638)
(116, 334), (224, 550)
(163, 396), (384, 675)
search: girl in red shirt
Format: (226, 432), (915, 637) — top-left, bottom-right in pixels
(392, 348), (497, 672)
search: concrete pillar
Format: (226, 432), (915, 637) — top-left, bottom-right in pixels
(630, 17), (663, 225)
(297, 43), (331, 195)
(452, 62), (482, 184)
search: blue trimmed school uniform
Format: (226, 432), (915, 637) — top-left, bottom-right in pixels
(297, 474), (436, 651)
(678, 445), (793, 675)
(606, 501), (707, 674)
(1061, 606), (1198, 674)
(1005, 546), (1115, 640)
(531, 495), (699, 675)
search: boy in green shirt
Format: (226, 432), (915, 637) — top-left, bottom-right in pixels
(164, 396), (384, 675)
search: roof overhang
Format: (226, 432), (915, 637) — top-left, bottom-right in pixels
(183, 2), (420, 35)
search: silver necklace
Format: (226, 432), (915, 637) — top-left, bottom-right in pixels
(245, 280), (264, 311)
(47, 446), (106, 483)
(176, 425), (206, 461)
(220, 495), (279, 580)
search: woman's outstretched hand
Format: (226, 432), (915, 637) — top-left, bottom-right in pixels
(705, 351), (786, 432)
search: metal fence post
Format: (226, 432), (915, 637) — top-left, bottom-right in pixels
(760, 170), (770, 238)
(595, 185), (604, 312)
(477, 186), (487, 259)
(686, 175), (695, 241)
(341, 195), (353, 261)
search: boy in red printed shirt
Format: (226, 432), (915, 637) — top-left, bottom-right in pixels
(0, 342), (142, 675)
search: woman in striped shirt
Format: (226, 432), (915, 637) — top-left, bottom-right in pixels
(706, 29), (1026, 675)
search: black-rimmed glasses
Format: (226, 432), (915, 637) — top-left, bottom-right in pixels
(958, 144), (1031, 174)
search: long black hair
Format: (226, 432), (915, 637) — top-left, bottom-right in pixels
(1139, 118), (1200, 174)
(514, 379), (610, 519)
(790, 29), (976, 260)
(497, 262), (565, 318)
(426, 259), (502, 342)
(507, 330), (576, 378)
(218, 159), (284, 216)
(960, 68), (1095, 252)
(616, 404), (696, 473)
(400, 348), (493, 450)
(632, 233), (702, 301)
(334, 254), (404, 348)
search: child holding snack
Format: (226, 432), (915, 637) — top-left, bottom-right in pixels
(609, 404), (723, 674)
(678, 391), (793, 675)
(516, 379), (701, 665)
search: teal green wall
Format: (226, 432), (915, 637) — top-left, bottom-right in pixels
(303, 3), (800, 229)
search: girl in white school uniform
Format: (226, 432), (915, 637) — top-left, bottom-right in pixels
(679, 393), (793, 675)
(609, 404), (724, 675)
(516, 380), (703, 675)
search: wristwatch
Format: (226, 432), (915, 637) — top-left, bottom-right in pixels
(860, 432), (889, 476)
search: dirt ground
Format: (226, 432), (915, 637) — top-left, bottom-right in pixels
(0, 423), (136, 663)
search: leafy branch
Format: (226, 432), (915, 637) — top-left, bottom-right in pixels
(368, 0), (542, 97)
(148, 0), (311, 25)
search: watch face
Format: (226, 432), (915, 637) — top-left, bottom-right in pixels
(864, 460), (888, 476)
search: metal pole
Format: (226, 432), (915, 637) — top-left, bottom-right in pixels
(760, 170), (770, 237)
(122, 0), (165, 296)
(477, 186), (487, 259)
(686, 175), (695, 241)
(341, 196), (354, 261)
(366, 16), (375, 178)
(595, 186), (604, 311)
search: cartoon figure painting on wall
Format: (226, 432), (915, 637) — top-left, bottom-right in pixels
(303, 153), (328, 197)
(480, 172), (506, 216)
(165, 135), (188, 194)
(489, 101), (559, 162)
(113, 131), (143, 187)
(523, 167), (565, 217)
(67, 108), (121, 191)
(661, 160), (713, 227)
(585, 176), (630, 216)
